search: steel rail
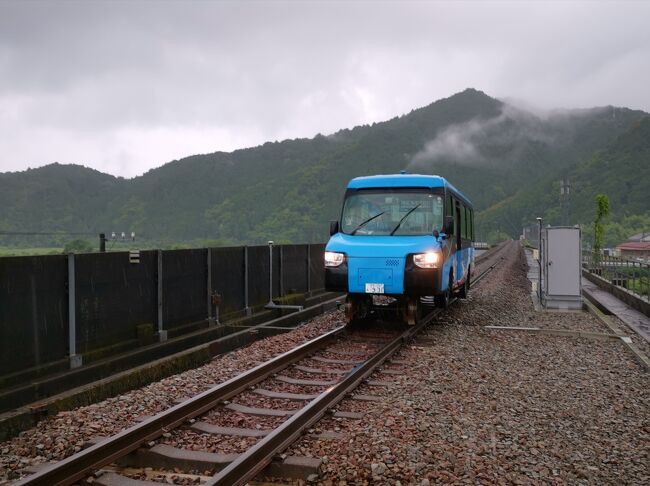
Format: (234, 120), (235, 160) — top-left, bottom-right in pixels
(16, 242), (510, 486)
(208, 251), (506, 485)
(472, 240), (511, 283)
(472, 252), (504, 286)
(208, 307), (444, 486)
(14, 326), (344, 486)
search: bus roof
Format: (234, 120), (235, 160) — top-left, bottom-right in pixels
(347, 173), (473, 206)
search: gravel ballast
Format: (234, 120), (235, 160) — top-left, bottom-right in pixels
(3, 242), (648, 485)
(0, 312), (345, 482)
(287, 242), (650, 485)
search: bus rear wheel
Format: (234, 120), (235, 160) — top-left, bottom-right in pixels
(457, 267), (470, 299)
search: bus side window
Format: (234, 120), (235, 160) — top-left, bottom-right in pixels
(470, 209), (474, 240)
(446, 194), (454, 233)
(460, 204), (466, 239)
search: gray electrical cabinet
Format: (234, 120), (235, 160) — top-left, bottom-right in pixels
(542, 226), (582, 310)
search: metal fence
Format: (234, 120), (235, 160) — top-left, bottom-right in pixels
(0, 243), (327, 377)
(583, 251), (650, 302)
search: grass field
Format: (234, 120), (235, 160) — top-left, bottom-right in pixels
(0, 247), (63, 257)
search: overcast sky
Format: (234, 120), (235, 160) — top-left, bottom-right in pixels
(1, 1), (649, 178)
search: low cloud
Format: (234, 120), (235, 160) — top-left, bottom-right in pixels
(409, 116), (496, 167)
(1, 1), (649, 176)
(408, 105), (553, 169)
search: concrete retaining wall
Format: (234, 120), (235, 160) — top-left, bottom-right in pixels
(582, 270), (650, 318)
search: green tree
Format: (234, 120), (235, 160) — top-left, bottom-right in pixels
(63, 239), (94, 254)
(1, 91), (647, 248)
(593, 194), (610, 259)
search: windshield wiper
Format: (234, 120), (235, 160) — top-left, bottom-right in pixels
(390, 204), (421, 235)
(351, 211), (385, 235)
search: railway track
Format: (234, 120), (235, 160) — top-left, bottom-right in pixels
(16, 243), (509, 486)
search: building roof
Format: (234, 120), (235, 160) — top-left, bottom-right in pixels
(617, 241), (650, 251)
(626, 232), (650, 242)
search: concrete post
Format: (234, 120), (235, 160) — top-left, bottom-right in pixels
(157, 250), (167, 342)
(244, 246), (251, 316)
(537, 217), (543, 302)
(67, 254), (82, 369)
(279, 245), (284, 297)
(207, 248), (214, 326)
(306, 244), (311, 295)
(30, 276), (40, 367)
(267, 241), (274, 305)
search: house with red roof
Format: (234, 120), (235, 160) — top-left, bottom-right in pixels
(616, 237), (650, 261)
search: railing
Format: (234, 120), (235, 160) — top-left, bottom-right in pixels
(0, 243), (327, 377)
(583, 251), (650, 302)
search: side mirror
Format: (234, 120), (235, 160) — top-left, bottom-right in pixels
(329, 220), (339, 236)
(444, 215), (454, 235)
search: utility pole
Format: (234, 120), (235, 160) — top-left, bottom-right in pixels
(560, 178), (571, 226)
(99, 231), (136, 252)
(537, 217), (543, 303)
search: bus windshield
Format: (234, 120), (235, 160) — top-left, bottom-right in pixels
(341, 190), (444, 236)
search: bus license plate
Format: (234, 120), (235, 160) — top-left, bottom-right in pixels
(365, 283), (384, 294)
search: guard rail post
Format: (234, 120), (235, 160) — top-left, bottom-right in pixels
(279, 245), (284, 297)
(207, 248), (215, 326)
(244, 246), (251, 316)
(536, 217), (543, 303)
(265, 241), (303, 311)
(306, 244), (311, 296)
(157, 250), (167, 342)
(67, 253), (82, 369)
(267, 241), (274, 306)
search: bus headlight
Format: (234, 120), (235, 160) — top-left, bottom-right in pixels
(324, 251), (345, 267)
(413, 252), (440, 269)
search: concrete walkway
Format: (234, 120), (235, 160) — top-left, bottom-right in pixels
(583, 278), (650, 345)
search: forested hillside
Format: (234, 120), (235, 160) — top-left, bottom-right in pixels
(479, 117), (650, 246)
(0, 164), (123, 246)
(0, 89), (647, 248)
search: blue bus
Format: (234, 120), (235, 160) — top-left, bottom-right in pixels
(324, 173), (475, 325)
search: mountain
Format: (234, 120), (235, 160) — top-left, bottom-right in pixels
(0, 89), (648, 248)
(0, 164), (123, 245)
(479, 116), (650, 245)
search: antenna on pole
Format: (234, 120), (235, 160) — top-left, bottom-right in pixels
(560, 178), (571, 225)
